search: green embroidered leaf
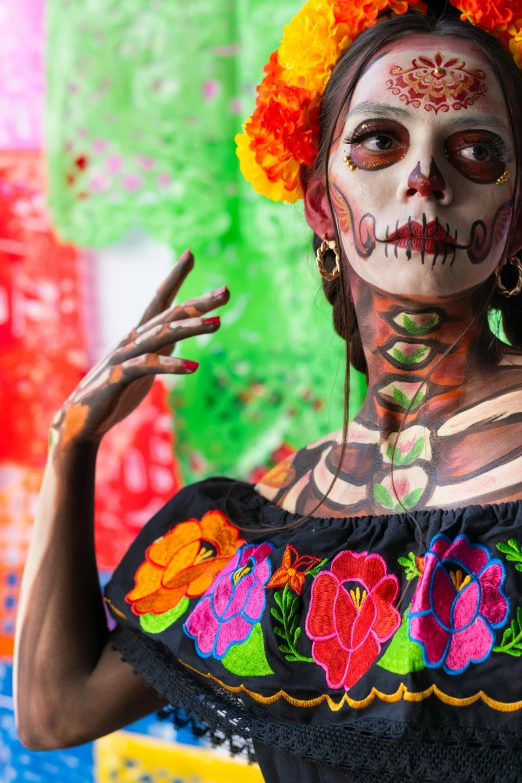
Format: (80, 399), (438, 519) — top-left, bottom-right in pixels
(403, 313), (437, 334)
(374, 483), (394, 509)
(377, 607), (425, 674)
(293, 626), (302, 643)
(270, 607), (283, 623)
(496, 540), (522, 561)
(392, 346), (429, 365)
(398, 552), (420, 580)
(222, 622), (274, 676)
(393, 386), (424, 411)
(274, 592), (283, 608)
(493, 609), (522, 657)
(516, 564), (522, 572)
(139, 596), (190, 634)
(273, 626), (286, 639)
(307, 558), (328, 578)
(501, 626), (514, 645)
(278, 645), (292, 654)
(401, 487), (424, 510)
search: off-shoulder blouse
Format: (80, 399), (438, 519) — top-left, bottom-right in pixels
(103, 476), (522, 782)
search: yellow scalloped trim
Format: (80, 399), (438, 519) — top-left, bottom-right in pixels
(180, 660), (522, 713)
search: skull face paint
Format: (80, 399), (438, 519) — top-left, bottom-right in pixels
(327, 35), (515, 298)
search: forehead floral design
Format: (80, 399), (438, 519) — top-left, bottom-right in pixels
(235, 0), (522, 204)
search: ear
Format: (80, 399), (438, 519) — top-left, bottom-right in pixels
(303, 174), (335, 238)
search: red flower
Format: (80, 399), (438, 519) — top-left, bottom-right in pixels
(267, 544), (321, 595)
(305, 550), (400, 690)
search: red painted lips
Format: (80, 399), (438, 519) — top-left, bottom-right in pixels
(387, 220), (456, 253)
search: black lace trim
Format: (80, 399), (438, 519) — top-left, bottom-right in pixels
(110, 623), (522, 781)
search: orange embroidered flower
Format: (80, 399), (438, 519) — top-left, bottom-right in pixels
(125, 511), (245, 616)
(267, 544), (322, 594)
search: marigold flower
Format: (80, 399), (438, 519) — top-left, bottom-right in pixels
(279, 0), (342, 94)
(236, 0), (519, 204)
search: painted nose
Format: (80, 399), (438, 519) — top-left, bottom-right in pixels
(397, 157), (453, 205)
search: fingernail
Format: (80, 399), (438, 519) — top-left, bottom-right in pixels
(211, 285), (227, 297)
(182, 360), (199, 371)
(202, 316), (220, 325)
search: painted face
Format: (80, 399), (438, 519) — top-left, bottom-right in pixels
(328, 35), (516, 297)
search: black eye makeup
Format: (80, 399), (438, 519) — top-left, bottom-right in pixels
(343, 117), (513, 183)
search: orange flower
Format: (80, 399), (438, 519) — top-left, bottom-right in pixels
(125, 511), (245, 615)
(267, 544), (322, 594)
(449, 0), (522, 43)
(240, 74), (319, 200)
(236, 0), (427, 202)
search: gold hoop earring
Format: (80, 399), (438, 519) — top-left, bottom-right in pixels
(343, 155), (358, 172)
(496, 255), (522, 297)
(316, 236), (341, 280)
(496, 170), (510, 185)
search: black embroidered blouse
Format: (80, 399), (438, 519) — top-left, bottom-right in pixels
(103, 476), (522, 782)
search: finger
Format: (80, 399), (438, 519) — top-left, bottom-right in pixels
(119, 353), (199, 383)
(114, 316), (221, 362)
(137, 249), (194, 328)
(136, 285), (229, 335)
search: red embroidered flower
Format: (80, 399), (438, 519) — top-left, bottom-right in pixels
(305, 550), (401, 690)
(267, 544), (322, 594)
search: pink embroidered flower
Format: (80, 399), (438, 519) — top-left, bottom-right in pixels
(184, 542), (273, 659)
(409, 533), (509, 674)
(305, 551), (401, 690)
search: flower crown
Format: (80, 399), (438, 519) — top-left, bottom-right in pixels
(235, 0), (522, 204)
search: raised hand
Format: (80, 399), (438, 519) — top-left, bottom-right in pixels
(50, 249), (228, 451)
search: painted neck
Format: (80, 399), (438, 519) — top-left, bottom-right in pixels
(347, 268), (498, 431)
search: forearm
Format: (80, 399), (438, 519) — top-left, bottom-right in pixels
(14, 437), (108, 748)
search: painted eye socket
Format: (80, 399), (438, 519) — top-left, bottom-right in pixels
(444, 131), (510, 184)
(343, 119), (408, 171)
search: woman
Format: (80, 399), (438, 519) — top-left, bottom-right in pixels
(13, 2), (522, 781)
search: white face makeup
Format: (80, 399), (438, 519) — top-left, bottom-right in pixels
(328, 35), (516, 298)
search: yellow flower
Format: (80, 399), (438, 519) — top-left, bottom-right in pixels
(235, 129), (302, 203)
(510, 30), (522, 68)
(279, 0), (342, 93)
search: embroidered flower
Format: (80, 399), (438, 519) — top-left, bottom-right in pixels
(125, 511), (245, 616)
(267, 544), (322, 595)
(184, 542), (274, 659)
(409, 533), (509, 674)
(305, 550), (401, 690)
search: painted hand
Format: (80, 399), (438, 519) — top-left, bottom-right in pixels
(50, 249), (229, 450)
